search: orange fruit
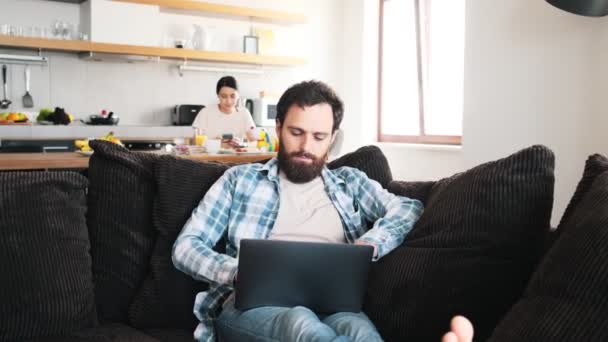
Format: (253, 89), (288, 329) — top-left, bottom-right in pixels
(7, 113), (20, 121)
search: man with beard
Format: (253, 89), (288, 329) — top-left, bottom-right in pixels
(173, 80), (425, 342)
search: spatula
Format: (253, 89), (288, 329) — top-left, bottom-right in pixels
(22, 66), (33, 108)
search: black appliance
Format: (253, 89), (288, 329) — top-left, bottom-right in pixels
(173, 104), (204, 126)
(0, 139), (75, 153)
(123, 140), (170, 151)
(245, 99), (254, 114)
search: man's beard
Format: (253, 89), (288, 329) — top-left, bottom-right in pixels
(278, 142), (327, 183)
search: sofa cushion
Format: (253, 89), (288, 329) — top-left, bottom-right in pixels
(23, 323), (162, 342)
(387, 180), (436, 205)
(328, 145), (393, 188)
(364, 145), (555, 341)
(488, 158), (608, 341)
(129, 156), (229, 330)
(143, 329), (194, 342)
(0, 171), (97, 341)
(87, 140), (161, 323)
(558, 153), (608, 228)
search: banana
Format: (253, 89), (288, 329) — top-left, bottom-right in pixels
(99, 131), (123, 146)
(74, 139), (87, 148)
(74, 132), (123, 153)
(74, 139), (91, 152)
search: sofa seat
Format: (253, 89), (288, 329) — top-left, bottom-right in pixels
(22, 323), (193, 342)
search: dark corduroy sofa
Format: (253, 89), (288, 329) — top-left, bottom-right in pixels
(1, 140), (608, 342)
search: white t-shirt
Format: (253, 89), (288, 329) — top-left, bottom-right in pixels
(192, 104), (256, 139)
(269, 172), (345, 244)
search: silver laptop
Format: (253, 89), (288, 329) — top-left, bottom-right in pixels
(235, 239), (374, 314)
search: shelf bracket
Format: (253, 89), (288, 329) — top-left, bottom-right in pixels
(0, 53), (48, 66)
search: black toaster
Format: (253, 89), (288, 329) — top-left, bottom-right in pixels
(172, 104), (205, 126)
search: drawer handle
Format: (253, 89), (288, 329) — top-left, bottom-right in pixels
(42, 146), (69, 152)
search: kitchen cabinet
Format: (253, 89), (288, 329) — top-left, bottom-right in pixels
(0, 34), (306, 66)
(45, 0), (86, 3)
(0, 124), (195, 140)
(83, 0), (161, 47)
(112, 0), (308, 24)
(45, 0), (307, 24)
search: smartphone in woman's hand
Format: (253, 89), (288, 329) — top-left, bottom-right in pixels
(221, 133), (234, 143)
(222, 134), (246, 148)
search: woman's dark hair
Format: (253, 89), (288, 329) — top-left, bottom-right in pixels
(216, 76), (238, 94)
(276, 80), (344, 132)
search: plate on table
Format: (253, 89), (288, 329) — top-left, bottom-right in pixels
(235, 151), (266, 155)
(75, 150), (94, 156)
(219, 148), (265, 155)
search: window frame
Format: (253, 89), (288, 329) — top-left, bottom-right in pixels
(377, 0), (462, 145)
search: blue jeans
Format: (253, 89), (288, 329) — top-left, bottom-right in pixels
(216, 296), (383, 342)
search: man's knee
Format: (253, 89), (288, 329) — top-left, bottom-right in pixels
(322, 312), (382, 342)
(276, 306), (318, 328)
(274, 306), (338, 341)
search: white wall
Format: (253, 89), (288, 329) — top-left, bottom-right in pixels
(463, 0), (601, 226)
(0, 0), (343, 125)
(342, 0), (604, 226)
(594, 19), (608, 156)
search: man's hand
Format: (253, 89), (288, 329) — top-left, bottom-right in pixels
(354, 240), (378, 259)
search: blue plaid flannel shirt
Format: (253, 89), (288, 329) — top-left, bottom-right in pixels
(172, 158), (423, 342)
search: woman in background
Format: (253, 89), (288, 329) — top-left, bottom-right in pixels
(192, 76), (257, 146)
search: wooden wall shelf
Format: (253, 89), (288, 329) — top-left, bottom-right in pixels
(0, 35), (306, 66)
(112, 0), (308, 24)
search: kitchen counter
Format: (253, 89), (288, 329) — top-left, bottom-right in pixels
(0, 124), (195, 140)
(0, 152), (276, 170)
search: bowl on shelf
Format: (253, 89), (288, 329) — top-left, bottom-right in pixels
(85, 114), (119, 125)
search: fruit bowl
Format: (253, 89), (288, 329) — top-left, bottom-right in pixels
(0, 119), (30, 125)
(0, 112), (30, 124)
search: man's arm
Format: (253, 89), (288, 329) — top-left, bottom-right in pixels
(351, 169), (424, 260)
(172, 168), (239, 287)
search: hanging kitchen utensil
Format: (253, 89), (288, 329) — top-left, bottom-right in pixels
(22, 66), (33, 108)
(1, 65), (11, 109)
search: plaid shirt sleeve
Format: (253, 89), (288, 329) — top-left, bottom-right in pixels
(172, 168), (239, 287)
(351, 169), (424, 260)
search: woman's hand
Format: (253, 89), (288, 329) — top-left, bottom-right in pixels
(225, 138), (246, 148)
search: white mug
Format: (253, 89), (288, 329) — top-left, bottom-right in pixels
(206, 139), (221, 154)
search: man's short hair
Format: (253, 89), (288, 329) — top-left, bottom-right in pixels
(276, 80), (344, 133)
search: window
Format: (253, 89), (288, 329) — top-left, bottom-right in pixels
(378, 0), (465, 145)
